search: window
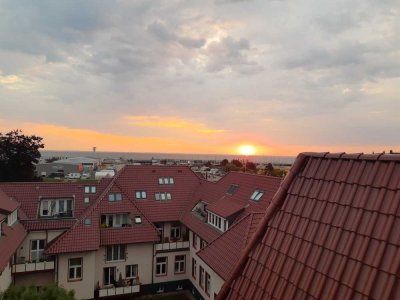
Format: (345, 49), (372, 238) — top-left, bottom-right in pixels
(171, 223), (181, 239)
(226, 184), (239, 195)
(135, 191), (147, 199)
(68, 258), (82, 280)
(30, 240), (45, 262)
(134, 215), (142, 224)
(103, 267), (116, 286)
(250, 190), (264, 201)
(84, 218), (91, 225)
(125, 264), (138, 278)
(156, 257), (167, 276)
(40, 199), (73, 218)
(101, 214), (130, 228)
(192, 233), (197, 250)
(208, 212), (226, 232)
(106, 245), (126, 261)
(84, 197), (90, 204)
(84, 186), (96, 194)
(108, 193), (122, 202)
(174, 255), (185, 274)
(199, 266), (205, 289)
(158, 177), (174, 185)
(201, 239), (208, 249)
(205, 272), (211, 295)
(155, 192), (172, 201)
(7, 209), (18, 226)
(192, 258), (197, 279)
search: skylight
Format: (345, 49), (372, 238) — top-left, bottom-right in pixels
(226, 184), (239, 195)
(251, 190), (264, 201)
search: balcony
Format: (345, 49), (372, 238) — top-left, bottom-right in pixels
(98, 279), (140, 298)
(12, 258), (55, 273)
(155, 238), (190, 252)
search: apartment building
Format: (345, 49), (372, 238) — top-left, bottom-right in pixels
(0, 165), (282, 299)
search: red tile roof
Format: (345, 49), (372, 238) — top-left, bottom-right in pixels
(198, 212), (264, 280)
(0, 179), (111, 220)
(181, 211), (221, 243)
(0, 188), (19, 213)
(207, 196), (245, 218)
(100, 226), (159, 245)
(21, 219), (75, 231)
(0, 222), (27, 271)
(220, 152), (400, 300)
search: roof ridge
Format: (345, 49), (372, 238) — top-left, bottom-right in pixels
(243, 213), (255, 246)
(217, 153), (309, 299)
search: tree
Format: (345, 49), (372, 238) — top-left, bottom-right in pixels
(0, 129), (44, 182)
(220, 159), (229, 167)
(231, 159), (243, 169)
(245, 161), (257, 171)
(1, 284), (75, 300)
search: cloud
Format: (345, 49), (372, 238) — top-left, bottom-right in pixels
(124, 115), (225, 134)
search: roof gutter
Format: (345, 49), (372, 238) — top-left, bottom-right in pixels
(216, 153), (310, 300)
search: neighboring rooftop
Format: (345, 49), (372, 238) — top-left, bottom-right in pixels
(220, 152), (400, 300)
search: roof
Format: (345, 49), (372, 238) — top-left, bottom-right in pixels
(198, 212), (264, 280)
(0, 188), (19, 213)
(181, 211), (221, 243)
(21, 219), (75, 231)
(207, 196), (245, 218)
(0, 221), (27, 271)
(0, 179), (112, 220)
(53, 157), (99, 165)
(100, 226), (159, 245)
(181, 172), (282, 243)
(220, 152), (400, 300)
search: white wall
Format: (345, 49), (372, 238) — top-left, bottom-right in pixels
(94, 243), (154, 287)
(0, 263), (12, 293)
(58, 251), (96, 300)
(153, 250), (190, 284)
(188, 230), (225, 300)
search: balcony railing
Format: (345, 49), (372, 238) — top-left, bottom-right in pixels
(98, 279), (140, 298)
(12, 259), (55, 273)
(155, 240), (190, 251)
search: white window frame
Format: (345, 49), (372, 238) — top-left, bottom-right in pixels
(134, 215), (142, 224)
(208, 212), (227, 232)
(155, 192), (172, 201)
(108, 193), (122, 202)
(7, 209), (18, 226)
(126, 264), (138, 278)
(250, 190), (264, 201)
(106, 244), (126, 262)
(171, 224), (181, 239)
(103, 266), (116, 286)
(174, 255), (185, 274)
(156, 257), (167, 276)
(135, 191), (147, 199)
(30, 239), (45, 262)
(40, 199), (73, 217)
(85, 186), (96, 194)
(205, 272), (211, 295)
(158, 177), (174, 185)
(68, 258), (82, 280)
(101, 214), (130, 228)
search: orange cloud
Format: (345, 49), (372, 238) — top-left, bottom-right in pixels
(124, 115), (225, 134)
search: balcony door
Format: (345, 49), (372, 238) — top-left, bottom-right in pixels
(103, 267), (116, 286)
(31, 240), (45, 262)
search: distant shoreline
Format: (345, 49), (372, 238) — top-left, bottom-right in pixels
(41, 150), (296, 165)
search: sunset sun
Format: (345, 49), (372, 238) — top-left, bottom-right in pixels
(238, 145), (256, 156)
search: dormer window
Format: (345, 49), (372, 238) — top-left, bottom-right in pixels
(108, 193), (122, 202)
(207, 211), (227, 232)
(40, 199), (73, 218)
(226, 184), (239, 195)
(135, 191), (147, 199)
(155, 192), (172, 201)
(101, 214), (130, 228)
(7, 209), (18, 226)
(158, 177), (174, 185)
(134, 216), (142, 224)
(84, 186), (96, 194)
(250, 190), (264, 201)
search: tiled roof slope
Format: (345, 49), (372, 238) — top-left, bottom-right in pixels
(0, 221), (27, 271)
(198, 212), (264, 280)
(220, 152), (400, 300)
(182, 172), (282, 243)
(113, 165), (201, 222)
(0, 188), (19, 213)
(46, 169), (158, 254)
(0, 179), (112, 220)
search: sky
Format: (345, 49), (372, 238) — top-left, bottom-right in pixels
(0, 0), (399, 155)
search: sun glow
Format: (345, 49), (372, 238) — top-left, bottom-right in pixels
(238, 145), (256, 156)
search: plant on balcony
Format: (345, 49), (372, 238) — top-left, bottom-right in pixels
(100, 223), (108, 228)
(164, 236), (169, 243)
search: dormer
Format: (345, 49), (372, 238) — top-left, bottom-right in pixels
(100, 213), (131, 228)
(7, 208), (18, 226)
(39, 198), (73, 218)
